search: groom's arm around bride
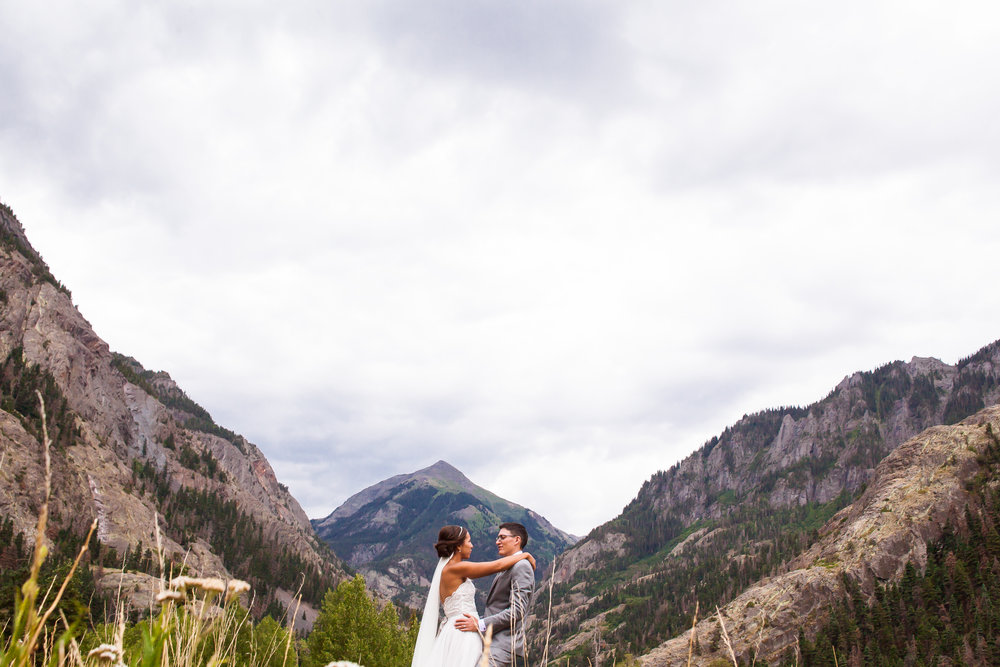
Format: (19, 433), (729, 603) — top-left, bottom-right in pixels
(456, 523), (534, 667)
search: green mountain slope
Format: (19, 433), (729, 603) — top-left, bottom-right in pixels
(537, 340), (1000, 663)
(312, 460), (577, 608)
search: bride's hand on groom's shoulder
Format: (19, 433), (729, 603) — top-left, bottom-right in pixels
(524, 553), (536, 569)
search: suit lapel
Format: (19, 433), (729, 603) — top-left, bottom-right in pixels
(487, 569), (502, 602)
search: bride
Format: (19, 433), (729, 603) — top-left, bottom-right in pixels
(411, 525), (535, 667)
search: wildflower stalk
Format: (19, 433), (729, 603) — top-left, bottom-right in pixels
(716, 606), (738, 667)
(540, 557), (556, 667)
(0, 391), (89, 667)
(686, 600), (699, 667)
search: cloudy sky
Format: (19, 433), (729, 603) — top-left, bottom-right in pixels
(2, 1), (1000, 536)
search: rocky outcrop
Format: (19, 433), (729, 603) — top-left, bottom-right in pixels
(614, 354), (985, 559)
(538, 340), (1000, 660)
(0, 202), (347, 617)
(550, 530), (627, 583)
(641, 405), (1000, 665)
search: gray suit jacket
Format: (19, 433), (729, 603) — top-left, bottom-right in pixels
(481, 558), (534, 666)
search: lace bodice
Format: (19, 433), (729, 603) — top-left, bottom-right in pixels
(442, 579), (477, 619)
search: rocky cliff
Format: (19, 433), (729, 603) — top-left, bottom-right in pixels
(641, 404), (1000, 665)
(534, 338), (1000, 662)
(0, 201), (347, 620)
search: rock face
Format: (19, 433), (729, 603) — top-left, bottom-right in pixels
(312, 460), (578, 608)
(536, 339), (1000, 661)
(641, 406), (1000, 665)
(0, 202), (347, 618)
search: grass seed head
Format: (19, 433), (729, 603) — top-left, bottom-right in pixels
(87, 643), (122, 663)
(156, 590), (186, 604)
(225, 579), (251, 601)
(192, 577), (226, 594)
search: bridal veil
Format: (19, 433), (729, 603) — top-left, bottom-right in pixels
(410, 556), (448, 667)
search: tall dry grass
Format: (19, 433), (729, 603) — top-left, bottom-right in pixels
(1, 391), (95, 666)
(2, 394), (752, 667)
(0, 393), (298, 667)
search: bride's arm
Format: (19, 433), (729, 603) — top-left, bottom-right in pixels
(448, 552), (535, 580)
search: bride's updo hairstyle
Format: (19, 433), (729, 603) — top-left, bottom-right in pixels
(435, 525), (466, 558)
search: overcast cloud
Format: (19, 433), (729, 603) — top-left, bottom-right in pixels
(2, 1), (1000, 535)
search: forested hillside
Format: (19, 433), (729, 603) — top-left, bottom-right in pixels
(792, 499), (1000, 665)
(535, 341), (1000, 663)
(632, 405), (1000, 665)
(0, 201), (348, 626)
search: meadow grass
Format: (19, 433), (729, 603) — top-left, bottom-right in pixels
(1, 394), (745, 667)
(0, 393), (298, 667)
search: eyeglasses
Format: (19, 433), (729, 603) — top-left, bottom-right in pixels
(496, 534), (516, 542)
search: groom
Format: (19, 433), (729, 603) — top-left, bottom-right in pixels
(456, 522), (534, 667)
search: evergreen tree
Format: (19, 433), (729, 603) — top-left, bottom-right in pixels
(305, 575), (415, 667)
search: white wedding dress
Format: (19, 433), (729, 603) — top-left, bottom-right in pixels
(427, 579), (483, 665)
(412, 558), (483, 667)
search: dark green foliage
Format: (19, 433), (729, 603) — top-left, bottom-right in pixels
(181, 416), (245, 452)
(315, 472), (573, 606)
(943, 366), (995, 425)
(0, 346), (81, 450)
(907, 373), (941, 418)
(606, 408), (803, 559)
(130, 459), (337, 606)
(941, 344), (1000, 425)
(859, 361), (912, 420)
(177, 442), (227, 482)
(545, 340), (1000, 663)
(0, 513), (102, 634)
(779, 434), (1000, 666)
(262, 597), (287, 623)
(783, 521), (1000, 665)
(544, 491), (855, 659)
(111, 353), (212, 421)
(178, 443), (200, 470)
(702, 435), (720, 459)
(2, 508), (301, 666)
(843, 422), (886, 469)
(0, 517), (29, 628)
(0, 201), (72, 297)
(956, 340), (1000, 371)
(111, 353), (246, 453)
(776, 449), (841, 491)
(105, 599), (297, 667)
(304, 575), (416, 667)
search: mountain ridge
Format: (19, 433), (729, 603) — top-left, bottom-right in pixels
(0, 200), (347, 627)
(5, 197), (997, 659)
(319, 460), (486, 524)
(313, 459), (577, 608)
(534, 337), (1000, 662)
(642, 404), (1000, 664)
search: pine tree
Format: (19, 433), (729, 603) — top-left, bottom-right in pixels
(305, 575), (415, 667)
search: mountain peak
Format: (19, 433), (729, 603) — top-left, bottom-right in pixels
(311, 460), (577, 606)
(313, 460), (478, 527)
(423, 459), (457, 473)
(414, 459), (476, 487)
(417, 459), (462, 478)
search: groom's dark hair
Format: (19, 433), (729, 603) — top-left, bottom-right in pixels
(500, 522), (528, 549)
